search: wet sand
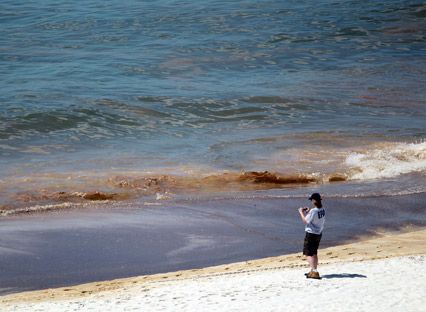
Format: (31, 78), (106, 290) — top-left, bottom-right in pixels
(1, 229), (425, 308)
(0, 193), (425, 297)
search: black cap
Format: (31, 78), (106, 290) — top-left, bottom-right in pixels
(309, 193), (322, 201)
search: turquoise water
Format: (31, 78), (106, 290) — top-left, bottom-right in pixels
(1, 1), (426, 209)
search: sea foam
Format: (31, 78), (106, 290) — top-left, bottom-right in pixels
(346, 141), (426, 180)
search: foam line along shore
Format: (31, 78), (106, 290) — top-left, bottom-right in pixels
(1, 139), (425, 215)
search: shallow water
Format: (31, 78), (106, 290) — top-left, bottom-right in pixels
(1, 0), (426, 211)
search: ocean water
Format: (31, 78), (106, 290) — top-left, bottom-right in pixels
(1, 0), (426, 212)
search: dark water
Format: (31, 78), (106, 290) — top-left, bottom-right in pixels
(1, 0), (426, 211)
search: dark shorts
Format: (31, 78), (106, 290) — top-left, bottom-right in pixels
(303, 232), (322, 256)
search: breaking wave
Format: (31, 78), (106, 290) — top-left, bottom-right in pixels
(346, 141), (426, 180)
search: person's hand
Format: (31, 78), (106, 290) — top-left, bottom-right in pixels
(299, 207), (308, 213)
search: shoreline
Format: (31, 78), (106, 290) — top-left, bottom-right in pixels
(2, 227), (425, 306)
(0, 193), (426, 296)
(1, 192), (425, 296)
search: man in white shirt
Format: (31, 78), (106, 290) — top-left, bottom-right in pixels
(298, 193), (326, 279)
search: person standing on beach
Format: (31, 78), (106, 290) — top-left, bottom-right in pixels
(298, 193), (325, 279)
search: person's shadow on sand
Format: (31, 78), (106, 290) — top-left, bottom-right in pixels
(321, 273), (367, 279)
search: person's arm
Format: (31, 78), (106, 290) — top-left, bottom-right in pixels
(298, 207), (310, 224)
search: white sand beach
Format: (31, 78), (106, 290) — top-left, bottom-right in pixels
(1, 229), (425, 312)
(1, 255), (424, 312)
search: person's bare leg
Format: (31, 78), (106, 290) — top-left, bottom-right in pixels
(313, 255), (318, 270)
(307, 256), (316, 271)
(307, 255), (318, 270)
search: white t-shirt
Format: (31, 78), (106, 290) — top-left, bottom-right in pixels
(305, 207), (326, 235)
